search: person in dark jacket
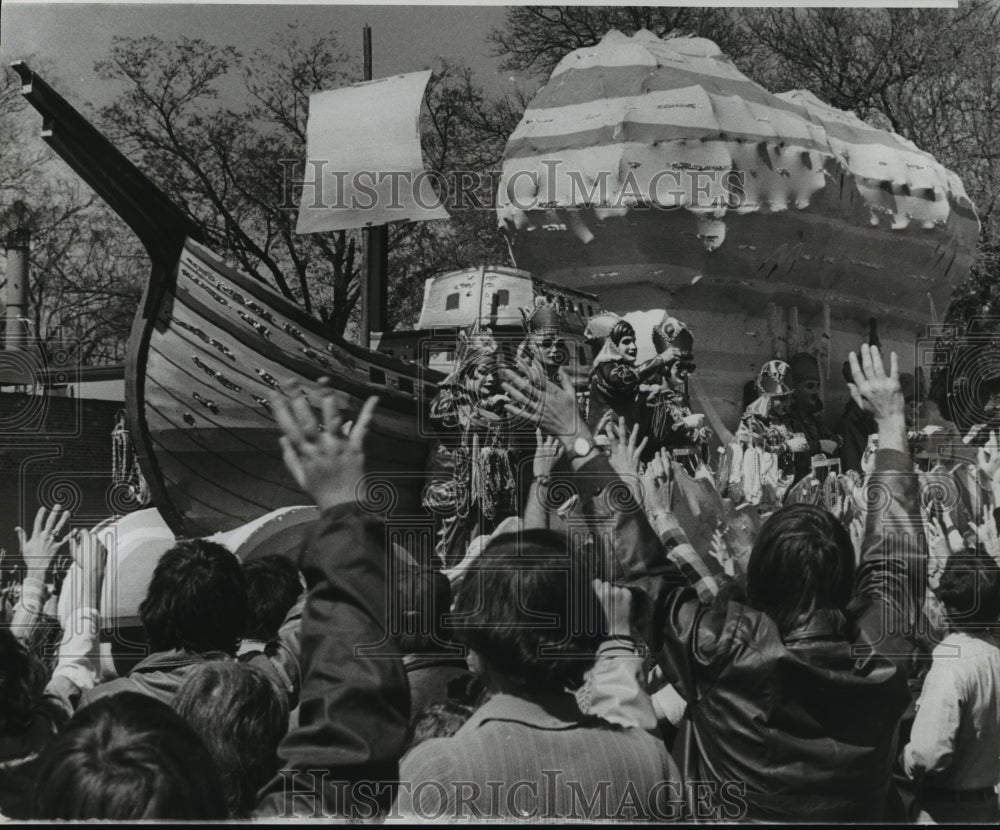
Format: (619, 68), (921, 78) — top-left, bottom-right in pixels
(503, 344), (925, 822)
(254, 393), (409, 820)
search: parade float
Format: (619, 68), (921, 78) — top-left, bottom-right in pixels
(497, 30), (980, 430)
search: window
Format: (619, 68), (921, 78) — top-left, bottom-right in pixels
(445, 292), (460, 311)
(496, 290), (510, 308)
(587, 305), (594, 316)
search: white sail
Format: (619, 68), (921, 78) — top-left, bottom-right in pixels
(296, 70), (450, 233)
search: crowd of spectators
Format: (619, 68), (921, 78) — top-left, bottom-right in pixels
(0, 343), (998, 823)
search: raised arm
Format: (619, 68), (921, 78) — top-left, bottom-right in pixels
(255, 394), (409, 820)
(9, 506), (70, 650)
(847, 345), (926, 648)
(501, 369), (687, 612)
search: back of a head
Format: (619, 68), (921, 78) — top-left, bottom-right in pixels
(31, 692), (227, 820)
(0, 629), (47, 739)
(450, 529), (604, 694)
(241, 554), (302, 642)
(173, 660), (289, 816)
(934, 553), (1000, 632)
(747, 504), (855, 637)
(140, 538), (246, 655)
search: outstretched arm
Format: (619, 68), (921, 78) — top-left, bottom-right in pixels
(847, 346), (926, 648)
(255, 394), (409, 820)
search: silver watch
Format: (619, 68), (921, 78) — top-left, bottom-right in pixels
(571, 435), (593, 458)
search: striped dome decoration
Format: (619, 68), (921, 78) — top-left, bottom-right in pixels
(496, 30), (978, 325)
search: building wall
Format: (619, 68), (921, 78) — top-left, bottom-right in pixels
(0, 392), (144, 568)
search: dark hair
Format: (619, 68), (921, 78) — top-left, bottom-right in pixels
(0, 629), (47, 737)
(30, 692), (228, 820)
(933, 554), (1000, 631)
(242, 555), (302, 642)
(449, 529), (604, 693)
(173, 660), (289, 817)
(746, 504), (855, 637)
(609, 319), (636, 346)
(140, 539), (246, 655)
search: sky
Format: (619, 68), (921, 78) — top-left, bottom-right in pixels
(0, 3), (513, 112)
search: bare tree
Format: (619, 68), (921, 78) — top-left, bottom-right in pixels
(94, 31), (364, 336)
(489, 5), (759, 77)
(2, 62), (145, 365)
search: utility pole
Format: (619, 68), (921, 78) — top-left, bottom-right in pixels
(3, 227), (31, 351)
(361, 23), (389, 349)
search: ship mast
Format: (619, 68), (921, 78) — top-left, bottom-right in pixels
(361, 24), (389, 349)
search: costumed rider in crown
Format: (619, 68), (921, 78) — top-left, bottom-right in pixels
(640, 313), (712, 458)
(422, 326), (517, 569)
(516, 297), (569, 385)
(722, 360), (809, 508)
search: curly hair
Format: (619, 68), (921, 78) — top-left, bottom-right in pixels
(449, 529), (605, 693)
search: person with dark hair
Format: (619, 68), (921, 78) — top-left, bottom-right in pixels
(174, 660), (289, 817)
(502, 343), (926, 821)
(241, 554), (303, 651)
(397, 532), (678, 821)
(745, 503), (856, 636)
(902, 554), (1000, 823)
(30, 692), (228, 820)
(81, 538), (246, 707)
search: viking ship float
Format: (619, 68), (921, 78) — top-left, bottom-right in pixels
(11, 61), (447, 539)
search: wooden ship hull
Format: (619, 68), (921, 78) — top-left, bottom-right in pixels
(14, 63), (441, 537)
(140, 240), (439, 535)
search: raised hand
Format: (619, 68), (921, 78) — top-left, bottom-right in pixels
(607, 418), (648, 481)
(847, 344), (905, 453)
(68, 528), (109, 612)
(18, 505), (71, 579)
(709, 526), (735, 577)
(978, 429), (1000, 481)
(533, 428), (564, 478)
(969, 505), (1000, 565)
(271, 391), (380, 512)
(640, 448), (675, 520)
(939, 509), (965, 556)
(849, 516), (865, 568)
(501, 367), (589, 450)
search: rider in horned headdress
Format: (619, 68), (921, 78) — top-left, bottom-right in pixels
(423, 326), (517, 568)
(516, 298), (569, 385)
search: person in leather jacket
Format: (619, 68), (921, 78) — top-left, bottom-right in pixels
(502, 344), (925, 822)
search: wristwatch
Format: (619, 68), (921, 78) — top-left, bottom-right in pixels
(571, 435), (594, 459)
